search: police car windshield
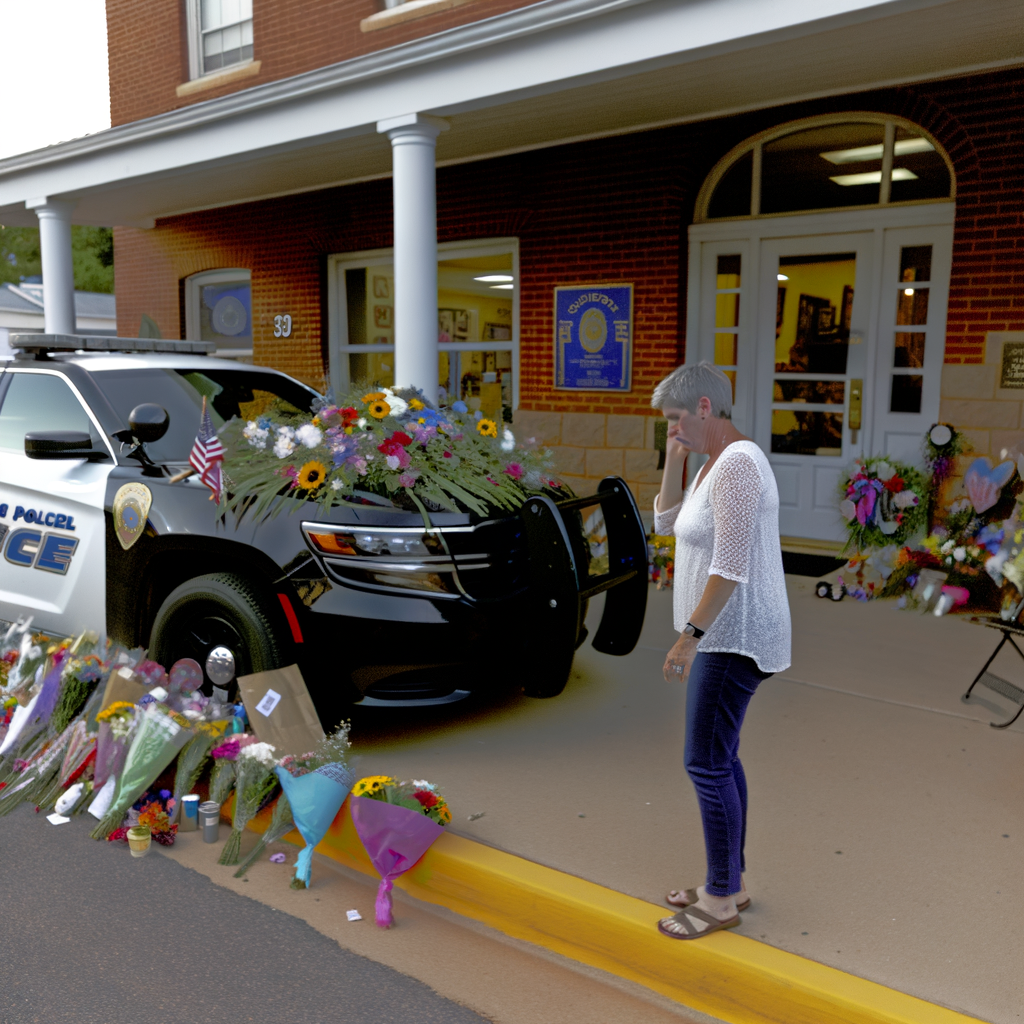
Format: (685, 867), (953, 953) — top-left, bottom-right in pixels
(93, 368), (317, 463)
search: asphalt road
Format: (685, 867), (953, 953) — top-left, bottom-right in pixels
(0, 803), (487, 1024)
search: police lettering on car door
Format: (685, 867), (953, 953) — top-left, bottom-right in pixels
(0, 501), (79, 575)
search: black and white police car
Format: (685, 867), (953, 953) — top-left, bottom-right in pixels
(0, 334), (648, 723)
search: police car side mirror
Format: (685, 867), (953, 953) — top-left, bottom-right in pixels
(129, 404), (169, 444)
(24, 431), (103, 460)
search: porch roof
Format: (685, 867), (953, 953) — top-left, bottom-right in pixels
(0, 0), (1020, 229)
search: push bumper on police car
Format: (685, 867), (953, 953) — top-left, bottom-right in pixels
(0, 334), (648, 722)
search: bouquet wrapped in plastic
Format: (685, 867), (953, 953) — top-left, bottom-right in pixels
(91, 704), (191, 838)
(170, 719), (230, 823)
(93, 702), (137, 789)
(219, 741), (279, 865)
(349, 776), (450, 928)
(273, 724), (354, 889)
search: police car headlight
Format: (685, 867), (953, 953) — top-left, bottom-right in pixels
(303, 526), (461, 597)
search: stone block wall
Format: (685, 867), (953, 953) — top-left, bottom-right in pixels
(940, 331), (1024, 477)
(513, 410), (663, 521)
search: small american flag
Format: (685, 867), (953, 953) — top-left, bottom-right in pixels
(189, 397), (225, 502)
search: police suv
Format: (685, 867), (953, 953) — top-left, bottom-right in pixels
(0, 335), (647, 723)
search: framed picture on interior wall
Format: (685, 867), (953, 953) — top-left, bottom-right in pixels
(373, 305), (392, 328)
(483, 322), (512, 341)
(438, 308), (475, 343)
(373, 335), (390, 345)
(372, 276), (390, 299)
(553, 283), (633, 391)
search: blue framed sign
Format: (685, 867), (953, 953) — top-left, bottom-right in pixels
(554, 284), (633, 391)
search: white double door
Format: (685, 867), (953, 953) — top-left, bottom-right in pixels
(688, 204), (953, 541)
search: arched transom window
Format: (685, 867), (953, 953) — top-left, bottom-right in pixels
(697, 115), (954, 222)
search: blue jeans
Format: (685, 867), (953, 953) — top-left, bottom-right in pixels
(684, 651), (771, 897)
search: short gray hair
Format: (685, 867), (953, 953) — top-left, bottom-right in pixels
(651, 361), (733, 418)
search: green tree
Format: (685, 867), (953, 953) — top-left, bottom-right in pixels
(0, 225), (114, 293)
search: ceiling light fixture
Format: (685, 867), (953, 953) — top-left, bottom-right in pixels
(473, 275), (514, 283)
(490, 284), (514, 290)
(777, 274), (789, 281)
(820, 138), (935, 165)
(829, 168), (919, 186)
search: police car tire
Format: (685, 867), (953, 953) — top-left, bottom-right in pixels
(148, 572), (289, 679)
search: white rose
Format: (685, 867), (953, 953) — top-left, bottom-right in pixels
(295, 424), (323, 449)
(953, 546), (967, 562)
(383, 390), (409, 417)
(386, 454), (400, 470)
(273, 436), (296, 459)
(500, 428), (515, 452)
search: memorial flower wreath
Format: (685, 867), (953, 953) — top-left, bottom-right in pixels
(221, 386), (565, 521)
(838, 456), (928, 553)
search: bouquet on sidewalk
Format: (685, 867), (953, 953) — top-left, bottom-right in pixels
(91, 703), (192, 839)
(170, 721), (230, 823)
(219, 741), (279, 865)
(349, 776), (450, 928)
(273, 724), (354, 890)
(233, 790), (294, 878)
(93, 701), (138, 789)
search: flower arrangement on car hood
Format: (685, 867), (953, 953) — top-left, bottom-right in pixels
(222, 386), (564, 520)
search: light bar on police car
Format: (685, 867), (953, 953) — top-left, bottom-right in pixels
(9, 334), (215, 355)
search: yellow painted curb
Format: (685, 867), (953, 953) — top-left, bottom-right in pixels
(241, 799), (983, 1024)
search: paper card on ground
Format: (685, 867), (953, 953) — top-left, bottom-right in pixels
(236, 664), (324, 756)
(255, 688), (282, 717)
(46, 814), (70, 825)
(346, 910), (362, 922)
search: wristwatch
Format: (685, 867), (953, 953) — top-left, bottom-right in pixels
(683, 622), (705, 639)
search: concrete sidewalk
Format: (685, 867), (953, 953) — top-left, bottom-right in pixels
(346, 580), (1023, 1024)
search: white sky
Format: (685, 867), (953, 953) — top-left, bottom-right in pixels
(0, 0), (110, 161)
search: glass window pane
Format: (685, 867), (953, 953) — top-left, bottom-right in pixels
(889, 129), (951, 202)
(241, 42), (253, 62)
(707, 152), (752, 220)
(890, 374), (923, 413)
(723, 370), (736, 403)
(900, 245), (932, 283)
(241, 19), (253, 45)
(240, 0), (253, 17)
(894, 332), (926, 368)
(762, 123), (885, 214)
(201, 0), (222, 31)
(716, 254), (740, 288)
(199, 280), (251, 349)
(715, 293), (739, 328)
(458, 352), (510, 423)
(349, 352), (394, 390)
(346, 266), (394, 345)
(773, 380), (845, 404)
(222, 0), (241, 25)
(204, 29), (224, 56)
(221, 23), (241, 50)
(714, 333), (737, 365)
(896, 287), (929, 326)
(771, 410), (843, 455)
(0, 374), (97, 452)
(774, 254), (855, 373)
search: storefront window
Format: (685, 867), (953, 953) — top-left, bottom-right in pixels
(335, 244), (518, 420)
(184, 269), (253, 362)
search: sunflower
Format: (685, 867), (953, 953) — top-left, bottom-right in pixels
(297, 460), (328, 490)
(368, 399), (391, 419)
(476, 418), (498, 438)
(352, 775), (397, 797)
(361, 391), (386, 403)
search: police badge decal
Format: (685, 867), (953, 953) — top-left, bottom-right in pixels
(113, 483), (153, 550)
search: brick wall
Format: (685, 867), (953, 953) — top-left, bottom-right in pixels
(106, 0), (541, 126)
(113, 67), (1024, 502)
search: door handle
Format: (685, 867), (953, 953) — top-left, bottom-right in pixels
(849, 378), (863, 444)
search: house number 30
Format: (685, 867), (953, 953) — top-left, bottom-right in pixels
(273, 314), (292, 338)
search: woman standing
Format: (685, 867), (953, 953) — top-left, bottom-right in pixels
(652, 362), (791, 940)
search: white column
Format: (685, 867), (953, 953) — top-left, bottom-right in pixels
(377, 114), (448, 400)
(26, 198), (77, 335)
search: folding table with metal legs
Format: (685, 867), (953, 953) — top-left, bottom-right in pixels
(963, 620), (1024, 729)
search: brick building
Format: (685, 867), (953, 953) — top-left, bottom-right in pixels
(0, 0), (1021, 544)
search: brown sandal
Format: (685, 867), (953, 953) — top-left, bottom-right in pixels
(666, 887), (751, 912)
(658, 906), (741, 940)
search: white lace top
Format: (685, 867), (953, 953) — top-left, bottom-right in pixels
(654, 440), (791, 673)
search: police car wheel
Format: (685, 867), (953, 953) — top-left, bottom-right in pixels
(148, 572), (290, 696)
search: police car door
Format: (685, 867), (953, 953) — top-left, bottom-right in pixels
(0, 368), (113, 636)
